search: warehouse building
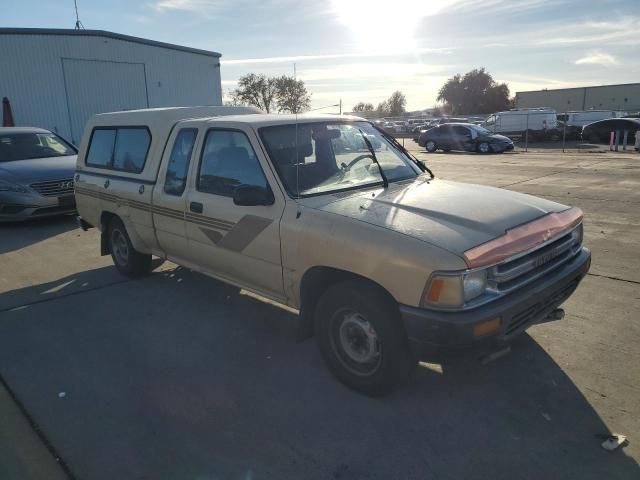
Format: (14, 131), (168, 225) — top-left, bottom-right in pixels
(0, 28), (222, 144)
(515, 83), (640, 113)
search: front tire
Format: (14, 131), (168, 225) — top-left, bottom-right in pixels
(425, 140), (437, 153)
(108, 217), (152, 278)
(477, 141), (491, 154)
(315, 280), (414, 396)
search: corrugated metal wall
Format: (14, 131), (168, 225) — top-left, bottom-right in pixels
(515, 84), (640, 113)
(0, 32), (222, 144)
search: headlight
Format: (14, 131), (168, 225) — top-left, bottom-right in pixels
(0, 179), (28, 193)
(423, 269), (488, 308)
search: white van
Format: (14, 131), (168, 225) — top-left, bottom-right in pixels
(483, 109), (558, 137)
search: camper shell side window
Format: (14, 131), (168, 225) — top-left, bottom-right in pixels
(85, 126), (152, 174)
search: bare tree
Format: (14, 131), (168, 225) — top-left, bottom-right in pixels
(274, 76), (311, 114)
(352, 102), (374, 112)
(232, 73), (278, 113)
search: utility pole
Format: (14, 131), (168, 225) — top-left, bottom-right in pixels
(339, 99), (342, 115)
(74, 0), (85, 29)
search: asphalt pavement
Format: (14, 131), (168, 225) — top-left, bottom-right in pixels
(0, 147), (638, 479)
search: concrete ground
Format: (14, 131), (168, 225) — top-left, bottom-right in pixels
(0, 147), (638, 479)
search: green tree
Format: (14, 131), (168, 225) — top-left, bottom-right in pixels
(274, 75), (311, 114)
(232, 73), (278, 113)
(437, 68), (510, 114)
(387, 91), (407, 116)
(352, 102), (374, 112)
(376, 100), (390, 117)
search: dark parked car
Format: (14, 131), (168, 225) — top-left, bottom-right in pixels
(0, 127), (77, 221)
(581, 117), (639, 145)
(418, 123), (514, 154)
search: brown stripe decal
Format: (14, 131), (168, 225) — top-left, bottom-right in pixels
(199, 227), (224, 244)
(74, 188), (271, 252)
(216, 214), (273, 252)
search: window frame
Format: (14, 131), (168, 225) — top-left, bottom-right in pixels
(85, 125), (152, 174)
(163, 128), (198, 197)
(196, 127), (271, 199)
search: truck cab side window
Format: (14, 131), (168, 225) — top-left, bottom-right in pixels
(198, 130), (268, 197)
(164, 129), (197, 196)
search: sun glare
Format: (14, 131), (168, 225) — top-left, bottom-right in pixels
(331, 0), (456, 51)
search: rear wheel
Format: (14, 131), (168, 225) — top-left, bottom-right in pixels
(315, 280), (414, 396)
(425, 140), (437, 153)
(477, 141), (491, 154)
(108, 217), (151, 278)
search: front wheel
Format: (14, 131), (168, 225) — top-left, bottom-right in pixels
(425, 140), (437, 153)
(315, 280), (414, 396)
(108, 217), (152, 278)
(477, 141), (491, 154)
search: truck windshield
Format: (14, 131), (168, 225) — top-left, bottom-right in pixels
(259, 121), (421, 197)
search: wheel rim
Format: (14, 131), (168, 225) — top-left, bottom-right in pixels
(426, 141), (436, 151)
(111, 228), (129, 266)
(479, 142), (489, 153)
(330, 309), (382, 376)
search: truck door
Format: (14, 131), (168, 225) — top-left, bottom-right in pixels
(184, 126), (286, 302)
(152, 127), (200, 260)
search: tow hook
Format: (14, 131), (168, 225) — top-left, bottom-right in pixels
(538, 308), (565, 325)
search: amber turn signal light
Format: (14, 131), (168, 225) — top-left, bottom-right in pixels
(473, 317), (501, 337)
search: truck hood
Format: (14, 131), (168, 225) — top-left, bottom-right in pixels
(307, 177), (568, 258)
(0, 155), (77, 183)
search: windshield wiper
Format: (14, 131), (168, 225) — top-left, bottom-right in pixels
(357, 128), (388, 188)
(373, 125), (435, 179)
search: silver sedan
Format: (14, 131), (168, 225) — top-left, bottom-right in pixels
(0, 127), (77, 221)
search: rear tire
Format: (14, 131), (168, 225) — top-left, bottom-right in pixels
(108, 217), (152, 278)
(425, 140), (437, 153)
(315, 280), (414, 396)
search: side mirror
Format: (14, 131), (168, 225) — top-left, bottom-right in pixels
(233, 184), (275, 206)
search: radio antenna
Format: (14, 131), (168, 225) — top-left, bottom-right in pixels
(73, 0), (85, 29)
(294, 63), (301, 205)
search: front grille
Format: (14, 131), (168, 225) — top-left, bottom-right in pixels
(487, 227), (582, 295)
(30, 178), (75, 197)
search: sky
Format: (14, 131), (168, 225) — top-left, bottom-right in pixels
(2, 0), (639, 112)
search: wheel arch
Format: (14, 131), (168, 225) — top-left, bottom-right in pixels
(99, 211), (152, 256)
(297, 266), (399, 340)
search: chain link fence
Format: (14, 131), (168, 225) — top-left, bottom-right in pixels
(382, 111), (639, 154)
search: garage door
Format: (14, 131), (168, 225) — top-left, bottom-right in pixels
(62, 58), (149, 144)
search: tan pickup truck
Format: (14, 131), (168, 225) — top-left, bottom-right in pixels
(74, 107), (591, 396)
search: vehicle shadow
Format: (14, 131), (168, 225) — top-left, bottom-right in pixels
(0, 215), (77, 255)
(0, 266), (636, 480)
(0, 258), (166, 311)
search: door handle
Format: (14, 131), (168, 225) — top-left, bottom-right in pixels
(190, 201), (203, 214)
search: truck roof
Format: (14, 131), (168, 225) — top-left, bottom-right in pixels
(197, 113), (367, 126)
(90, 107), (366, 128)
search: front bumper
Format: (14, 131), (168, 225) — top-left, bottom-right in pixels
(0, 192), (76, 221)
(400, 247), (591, 359)
(492, 142), (514, 152)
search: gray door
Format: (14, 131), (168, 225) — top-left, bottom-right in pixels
(62, 58), (148, 144)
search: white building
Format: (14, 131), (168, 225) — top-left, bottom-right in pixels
(0, 28), (222, 144)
